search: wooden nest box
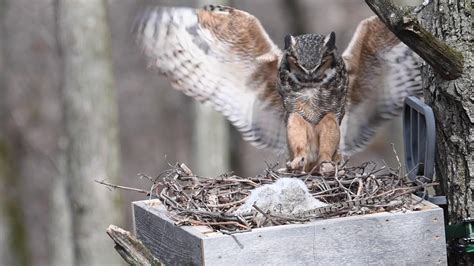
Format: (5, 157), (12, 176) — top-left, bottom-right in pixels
(133, 198), (446, 265)
(131, 97), (446, 264)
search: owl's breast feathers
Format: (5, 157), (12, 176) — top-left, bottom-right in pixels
(279, 57), (348, 125)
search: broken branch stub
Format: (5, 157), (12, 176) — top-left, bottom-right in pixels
(106, 225), (161, 266)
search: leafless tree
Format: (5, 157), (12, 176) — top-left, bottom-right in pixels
(417, 0), (472, 222)
(56, 0), (123, 264)
(0, 0), (30, 265)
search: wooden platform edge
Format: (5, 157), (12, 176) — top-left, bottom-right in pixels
(133, 197), (447, 265)
(133, 200), (203, 265)
(201, 206), (447, 265)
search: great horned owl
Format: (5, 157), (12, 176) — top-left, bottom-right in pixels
(135, 5), (421, 173)
(278, 33), (349, 172)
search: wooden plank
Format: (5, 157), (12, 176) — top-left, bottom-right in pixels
(133, 200), (203, 265)
(202, 208), (446, 265)
(133, 199), (447, 265)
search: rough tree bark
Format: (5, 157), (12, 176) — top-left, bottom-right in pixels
(57, 0), (123, 265)
(366, 0), (472, 223)
(417, 0), (472, 223)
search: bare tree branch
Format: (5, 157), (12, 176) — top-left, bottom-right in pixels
(365, 0), (464, 80)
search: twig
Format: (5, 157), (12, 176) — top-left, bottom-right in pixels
(207, 197), (248, 208)
(179, 163), (194, 176)
(95, 180), (150, 195)
(188, 219), (250, 230)
(355, 178), (364, 197)
(391, 143), (402, 173)
(252, 204), (282, 226)
(137, 173), (155, 183)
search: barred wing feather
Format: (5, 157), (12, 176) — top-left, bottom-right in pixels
(135, 5), (287, 153)
(341, 16), (422, 155)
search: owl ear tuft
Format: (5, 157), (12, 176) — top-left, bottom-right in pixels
(284, 34), (296, 50)
(324, 32), (336, 50)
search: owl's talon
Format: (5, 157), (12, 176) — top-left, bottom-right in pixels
(287, 156), (305, 171)
(318, 161), (336, 176)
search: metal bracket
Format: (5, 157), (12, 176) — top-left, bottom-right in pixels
(403, 96), (446, 205)
(424, 195), (447, 205)
(403, 96), (436, 182)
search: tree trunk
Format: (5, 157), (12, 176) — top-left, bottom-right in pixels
(192, 0), (230, 177)
(193, 103), (230, 176)
(57, 0), (123, 264)
(49, 2), (74, 265)
(0, 0), (30, 265)
(418, 0), (472, 222)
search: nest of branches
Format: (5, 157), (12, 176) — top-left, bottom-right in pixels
(97, 154), (435, 234)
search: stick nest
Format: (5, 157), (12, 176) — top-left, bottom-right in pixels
(114, 159), (435, 234)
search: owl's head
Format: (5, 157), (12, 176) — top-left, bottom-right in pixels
(280, 32), (338, 84)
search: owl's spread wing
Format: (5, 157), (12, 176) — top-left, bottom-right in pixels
(135, 5), (286, 152)
(340, 16), (422, 155)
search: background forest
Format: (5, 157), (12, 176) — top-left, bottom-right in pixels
(0, 0), (421, 264)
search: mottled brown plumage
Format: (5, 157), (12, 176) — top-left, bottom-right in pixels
(135, 5), (421, 173)
(277, 33), (348, 172)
